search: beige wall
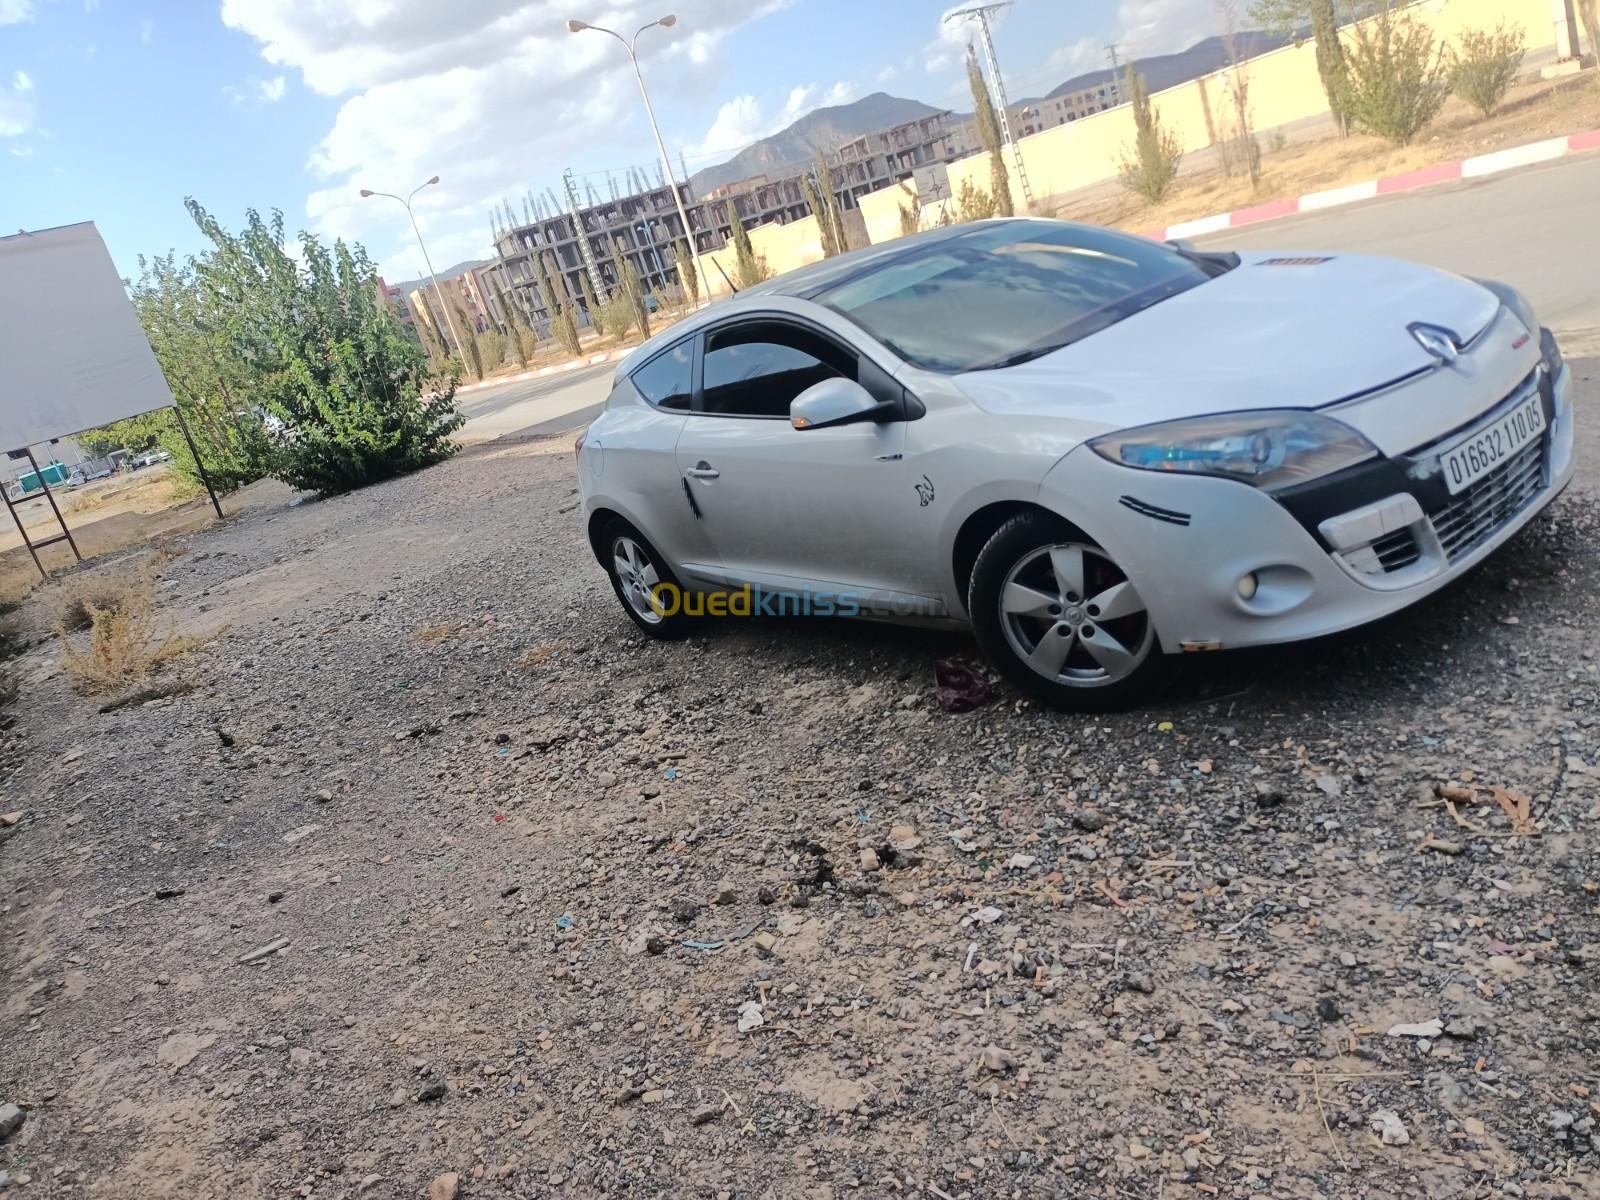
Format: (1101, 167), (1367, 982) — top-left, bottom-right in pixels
(694, 213), (833, 298)
(933, 0), (1559, 227)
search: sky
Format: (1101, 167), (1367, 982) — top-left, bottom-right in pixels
(1, 0), (1226, 285)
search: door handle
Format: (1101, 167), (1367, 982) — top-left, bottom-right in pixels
(685, 463), (719, 480)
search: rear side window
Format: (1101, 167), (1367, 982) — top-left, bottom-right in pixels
(630, 341), (693, 410)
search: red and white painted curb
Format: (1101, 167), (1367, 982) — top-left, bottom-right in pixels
(1148, 128), (1600, 243)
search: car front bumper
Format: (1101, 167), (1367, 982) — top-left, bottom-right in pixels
(1038, 362), (1575, 654)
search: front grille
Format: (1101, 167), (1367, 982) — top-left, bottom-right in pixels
(1430, 438), (1546, 562)
(1370, 528), (1421, 572)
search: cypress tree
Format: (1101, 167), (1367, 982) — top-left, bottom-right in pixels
(966, 45), (1014, 217)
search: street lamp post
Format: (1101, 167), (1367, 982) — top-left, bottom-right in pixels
(567, 14), (702, 297)
(358, 176), (467, 359)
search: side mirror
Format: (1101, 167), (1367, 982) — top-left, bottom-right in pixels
(790, 378), (893, 430)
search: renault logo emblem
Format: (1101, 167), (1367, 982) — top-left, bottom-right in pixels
(1409, 323), (1461, 366)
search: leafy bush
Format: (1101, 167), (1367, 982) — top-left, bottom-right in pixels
(1342, 8), (1450, 145)
(1118, 67), (1184, 203)
(955, 177), (996, 223)
(187, 201), (463, 496)
(1451, 24), (1526, 117)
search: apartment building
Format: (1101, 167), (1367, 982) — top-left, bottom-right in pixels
(482, 112), (961, 334)
(949, 81), (1121, 151)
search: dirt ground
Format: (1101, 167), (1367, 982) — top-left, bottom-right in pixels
(0, 341), (1597, 1199)
(1065, 71), (1600, 234)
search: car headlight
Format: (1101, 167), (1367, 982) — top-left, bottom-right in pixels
(1088, 410), (1378, 492)
(1473, 277), (1539, 339)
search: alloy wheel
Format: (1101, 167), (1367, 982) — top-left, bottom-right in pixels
(997, 542), (1154, 686)
(612, 535), (663, 625)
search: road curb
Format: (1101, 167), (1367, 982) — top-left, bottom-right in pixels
(1148, 127), (1599, 243)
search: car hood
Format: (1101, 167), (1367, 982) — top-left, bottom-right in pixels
(953, 251), (1502, 429)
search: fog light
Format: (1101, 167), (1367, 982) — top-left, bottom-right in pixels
(1236, 572), (1259, 600)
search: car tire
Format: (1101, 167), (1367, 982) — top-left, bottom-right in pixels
(968, 511), (1175, 711)
(601, 519), (693, 640)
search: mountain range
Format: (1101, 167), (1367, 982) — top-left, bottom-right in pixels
(686, 30), (1293, 200)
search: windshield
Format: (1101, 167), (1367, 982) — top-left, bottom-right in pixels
(812, 220), (1223, 373)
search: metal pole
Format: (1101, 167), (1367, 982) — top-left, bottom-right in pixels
(172, 405), (224, 520)
(624, 38), (704, 295)
(1, 484), (45, 577)
(970, 7), (1033, 207)
(24, 447), (80, 562)
(404, 200), (467, 360)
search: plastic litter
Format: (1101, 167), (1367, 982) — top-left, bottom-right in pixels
(555, 915), (573, 930)
(683, 939), (724, 951)
(933, 659), (993, 713)
(737, 1000), (765, 1033)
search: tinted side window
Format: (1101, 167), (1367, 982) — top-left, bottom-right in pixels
(630, 342), (693, 411)
(702, 323), (854, 418)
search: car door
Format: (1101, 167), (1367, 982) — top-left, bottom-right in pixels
(672, 314), (944, 610)
(590, 336), (718, 574)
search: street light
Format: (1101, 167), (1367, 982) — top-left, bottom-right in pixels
(566, 13), (702, 297)
(357, 175), (466, 358)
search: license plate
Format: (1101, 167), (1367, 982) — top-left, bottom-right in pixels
(1439, 392), (1545, 495)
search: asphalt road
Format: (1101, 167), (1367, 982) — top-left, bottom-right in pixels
(459, 153), (1598, 444)
(1194, 152), (1600, 334)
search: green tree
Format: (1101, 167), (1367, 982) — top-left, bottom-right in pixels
(1118, 67), (1184, 203)
(578, 270), (602, 338)
(728, 207), (770, 288)
(488, 274), (530, 368)
(1450, 24), (1526, 117)
(534, 252), (580, 357)
(966, 45), (1014, 217)
(614, 241), (651, 339)
(803, 153), (847, 257)
(1218, 0), (1262, 187)
(184, 200), (462, 497)
(1581, 0), (1599, 73)
(116, 250), (276, 492)
(1311, 0), (1352, 134)
(448, 295), (485, 380)
(1247, 0), (1373, 37)
(675, 239), (700, 307)
(1341, 5), (1450, 145)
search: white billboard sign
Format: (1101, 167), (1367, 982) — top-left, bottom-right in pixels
(0, 221), (176, 452)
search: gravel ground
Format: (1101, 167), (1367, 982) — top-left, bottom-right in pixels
(1, 349), (1597, 1200)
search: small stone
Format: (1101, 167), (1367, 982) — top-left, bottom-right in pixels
(357, 1175), (384, 1194)
(1547, 1110), (1576, 1130)
(1128, 1142), (1152, 1160)
(1386, 1018), (1443, 1039)
(288, 1047), (314, 1070)
(0, 1103), (24, 1142)
(0, 812), (22, 828)
(888, 824), (921, 850)
(1123, 973), (1155, 995)
(979, 1045), (1017, 1073)
(757, 885), (776, 905)
(713, 881), (737, 906)
(1314, 774), (1341, 799)
(388, 1086), (409, 1108)
(428, 1172), (459, 1200)
(417, 1081), (447, 1103)
(689, 1102), (720, 1125)
(1072, 810), (1108, 832)
(1005, 853), (1037, 870)
(1371, 1110), (1410, 1145)
(859, 847), (881, 872)
(1338, 951), (1358, 968)
(645, 936), (669, 955)
(1316, 996), (1341, 1022)
(1443, 1016), (1477, 1039)
(753, 932), (778, 953)
(671, 897), (701, 924)
(315, 789), (333, 803)
(642, 1089), (666, 1104)
(1181, 1147), (1201, 1170)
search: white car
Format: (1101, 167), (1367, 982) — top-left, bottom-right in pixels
(576, 219), (1573, 709)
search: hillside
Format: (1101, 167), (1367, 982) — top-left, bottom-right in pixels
(381, 259), (491, 295)
(1026, 32), (1294, 106)
(688, 92), (944, 198)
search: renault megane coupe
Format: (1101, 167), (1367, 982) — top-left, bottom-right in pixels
(576, 218), (1574, 710)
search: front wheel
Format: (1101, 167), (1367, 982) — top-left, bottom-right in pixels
(968, 512), (1175, 711)
(602, 520), (693, 640)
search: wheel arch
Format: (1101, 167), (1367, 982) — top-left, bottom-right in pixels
(951, 500), (1089, 608)
(586, 507), (628, 566)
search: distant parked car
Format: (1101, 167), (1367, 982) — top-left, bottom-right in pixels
(576, 217), (1573, 710)
(130, 450), (172, 470)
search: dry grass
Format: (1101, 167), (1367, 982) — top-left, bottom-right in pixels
(517, 639), (570, 669)
(415, 621), (464, 643)
(1062, 71), (1600, 233)
(54, 572), (218, 694)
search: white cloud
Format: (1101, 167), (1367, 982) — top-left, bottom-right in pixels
(1114, 0), (1218, 58)
(821, 81), (855, 107)
(258, 75), (286, 102)
(223, 2), (792, 275)
(684, 81), (840, 162)
(9, 143), (33, 157)
(84, 0), (99, 10)
(139, 17), (152, 43)
(0, 66), (35, 137)
(0, 0), (34, 26)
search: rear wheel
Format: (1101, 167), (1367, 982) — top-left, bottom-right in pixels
(603, 520), (692, 640)
(968, 512), (1174, 710)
